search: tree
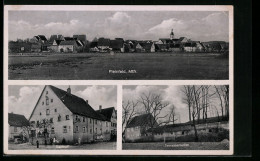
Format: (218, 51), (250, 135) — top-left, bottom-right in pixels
(122, 100), (138, 135)
(168, 105), (178, 124)
(138, 92), (169, 135)
(214, 85), (229, 120)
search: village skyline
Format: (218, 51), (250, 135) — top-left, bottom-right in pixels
(8, 85), (117, 119)
(8, 11), (229, 42)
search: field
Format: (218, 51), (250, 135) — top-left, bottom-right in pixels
(8, 53), (229, 80)
(122, 142), (229, 150)
(8, 141), (116, 150)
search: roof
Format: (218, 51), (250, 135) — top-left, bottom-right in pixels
(49, 35), (63, 42)
(126, 113), (158, 128)
(139, 42), (154, 51)
(96, 107), (115, 121)
(64, 37), (77, 41)
(184, 42), (196, 47)
(147, 116), (228, 133)
(48, 85), (105, 120)
(98, 38), (110, 46)
(110, 40), (124, 49)
(34, 35), (47, 41)
(9, 113), (29, 127)
(90, 41), (98, 48)
(73, 35), (87, 42)
(59, 40), (77, 46)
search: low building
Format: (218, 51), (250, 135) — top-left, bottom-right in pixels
(109, 39), (125, 53)
(97, 38), (110, 52)
(135, 42), (155, 53)
(58, 40), (82, 53)
(184, 42), (197, 52)
(8, 113), (30, 142)
(125, 113), (158, 142)
(29, 85), (116, 144)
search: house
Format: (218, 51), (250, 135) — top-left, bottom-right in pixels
(125, 40), (137, 52)
(29, 85), (116, 144)
(31, 43), (42, 52)
(8, 113), (30, 142)
(49, 35), (65, 42)
(33, 35), (48, 43)
(168, 43), (183, 52)
(155, 44), (168, 52)
(97, 38), (110, 52)
(135, 42), (155, 53)
(146, 116), (229, 141)
(48, 40), (63, 52)
(184, 42), (197, 52)
(96, 107), (117, 140)
(158, 38), (173, 45)
(8, 41), (32, 53)
(125, 113), (158, 142)
(110, 39), (125, 52)
(177, 37), (189, 44)
(58, 40), (81, 53)
(89, 41), (99, 52)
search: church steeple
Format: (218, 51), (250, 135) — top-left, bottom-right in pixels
(170, 29), (174, 40)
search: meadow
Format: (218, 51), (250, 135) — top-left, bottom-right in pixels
(8, 53), (229, 80)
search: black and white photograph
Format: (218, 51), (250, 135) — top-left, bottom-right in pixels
(7, 85), (117, 150)
(6, 6), (231, 80)
(122, 85), (230, 150)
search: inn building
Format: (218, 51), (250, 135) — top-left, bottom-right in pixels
(29, 85), (117, 144)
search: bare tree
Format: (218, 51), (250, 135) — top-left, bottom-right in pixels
(138, 92), (170, 135)
(122, 100), (138, 134)
(168, 105), (178, 124)
(214, 85), (229, 120)
(181, 86), (193, 122)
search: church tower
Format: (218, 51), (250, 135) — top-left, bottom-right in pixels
(170, 29), (174, 40)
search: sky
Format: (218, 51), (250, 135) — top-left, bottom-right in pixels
(8, 11), (229, 42)
(123, 85), (226, 123)
(8, 85), (117, 119)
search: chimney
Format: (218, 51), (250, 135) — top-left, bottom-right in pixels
(99, 105), (102, 112)
(86, 100), (88, 104)
(67, 86), (71, 94)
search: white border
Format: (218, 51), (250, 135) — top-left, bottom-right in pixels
(4, 5), (234, 155)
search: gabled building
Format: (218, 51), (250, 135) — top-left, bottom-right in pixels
(125, 113), (158, 142)
(58, 40), (83, 53)
(184, 42), (197, 52)
(109, 39), (125, 52)
(97, 38), (110, 52)
(177, 37), (189, 44)
(29, 85), (116, 144)
(8, 113), (30, 142)
(96, 107), (117, 140)
(135, 42), (155, 53)
(33, 35), (48, 43)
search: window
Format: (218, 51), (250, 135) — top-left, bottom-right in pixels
(51, 99), (53, 103)
(95, 119), (97, 124)
(106, 122), (108, 127)
(46, 97), (49, 105)
(50, 118), (53, 123)
(54, 109), (57, 112)
(111, 122), (113, 126)
(51, 127), (55, 134)
(90, 118), (92, 123)
(40, 112), (41, 116)
(46, 91), (48, 94)
(42, 101), (44, 105)
(90, 129), (92, 134)
(182, 131), (185, 135)
(46, 109), (50, 115)
(100, 128), (102, 134)
(63, 126), (67, 133)
(83, 117), (85, 122)
(58, 115), (61, 121)
(95, 128), (97, 134)
(66, 115), (70, 120)
(14, 127), (17, 132)
(75, 126), (79, 132)
(83, 127), (86, 133)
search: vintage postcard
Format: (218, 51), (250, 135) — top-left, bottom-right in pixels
(3, 5), (233, 155)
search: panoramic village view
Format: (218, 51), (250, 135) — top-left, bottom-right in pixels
(8, 11), (229, 80)
(122, 85), (229, 150)
(8, 85), (117, 150)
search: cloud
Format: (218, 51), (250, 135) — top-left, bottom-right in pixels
(75, 86), (117, 110)
(9, 19), (90, 40)
(8, 86), (42, 119)
(146, 12), (229, 41)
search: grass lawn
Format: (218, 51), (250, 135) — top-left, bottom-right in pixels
(122, 142), (229, 150)
(8, 141), (116, 150)
(8, 53), (229, 80)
